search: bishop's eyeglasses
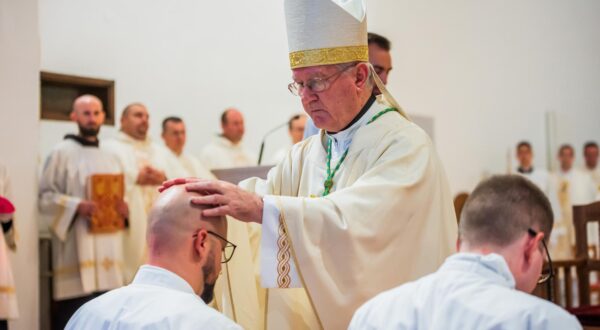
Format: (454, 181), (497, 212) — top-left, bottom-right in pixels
(193, 230), (237, 264)
(287, 64), (355, 96)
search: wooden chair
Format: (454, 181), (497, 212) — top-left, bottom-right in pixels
(534, 259), (584, 308)
(453, 192), (469, 224)
(573, 201), (600, 306)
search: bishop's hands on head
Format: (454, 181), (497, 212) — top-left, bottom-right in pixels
(159, 177), (264, 224)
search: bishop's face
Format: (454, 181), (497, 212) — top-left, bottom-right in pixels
(292, 64), (363, 133)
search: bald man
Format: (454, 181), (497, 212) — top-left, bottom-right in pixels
(39, 95), (129, 329)
(199, 108), (255, 169)
(103, 103), (187, 281)
(66, 186), (242, 329)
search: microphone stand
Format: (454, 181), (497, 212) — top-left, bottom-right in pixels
(258, 116), (299, 165)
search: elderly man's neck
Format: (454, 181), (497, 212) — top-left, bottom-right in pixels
(329, 92), (376, 134)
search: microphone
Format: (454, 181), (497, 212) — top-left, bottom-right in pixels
(257, 115), (300, 165)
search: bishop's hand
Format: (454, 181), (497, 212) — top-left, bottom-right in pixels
(185, 180), (264, 224)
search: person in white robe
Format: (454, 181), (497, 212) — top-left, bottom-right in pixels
(583, 141), (600, 196)
(38, 95), (128, 329)
(0, 165), (18, 329)
(66, 185), (241, 330)
(161, 117), (261, 328)
(161, 116), (213, 179)
(199, 108), (255, 169)
(103, 103), (187, 281)
(270, 114), (306, 164)
(548, 144), (598, 260)
(350, 175), (582, 330)
(161, 1), (457, 328)
(514, 141), (551, 194)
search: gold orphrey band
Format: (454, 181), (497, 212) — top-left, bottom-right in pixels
(289, 45), (369, 69)
(276, 219), (292, 288)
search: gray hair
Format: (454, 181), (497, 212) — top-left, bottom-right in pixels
(459, 175), (553, 248)
(334, 62), (374, 89)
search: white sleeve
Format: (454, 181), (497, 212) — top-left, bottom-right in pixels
(260, 195), (301, 288)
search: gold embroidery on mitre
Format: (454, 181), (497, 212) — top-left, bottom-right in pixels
(289, 45), (369, 69)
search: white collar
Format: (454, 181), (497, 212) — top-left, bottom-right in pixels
(117, 131), (151, 146)
(441, 253), (516, 289)
(132, 265), (198, 297)
(215, 135), (243, 148)
(324, 99), (385, 159)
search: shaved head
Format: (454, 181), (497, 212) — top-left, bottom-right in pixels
(148, 185), (227, 254)
(146, 185), (227, 301)
(72, 94), (103, 114)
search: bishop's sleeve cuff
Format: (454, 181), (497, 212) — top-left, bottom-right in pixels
(260, 195), (301, 288)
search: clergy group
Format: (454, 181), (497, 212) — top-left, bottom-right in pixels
(1, 0), (599, 329)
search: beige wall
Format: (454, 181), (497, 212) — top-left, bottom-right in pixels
(0, 0), (41, 329)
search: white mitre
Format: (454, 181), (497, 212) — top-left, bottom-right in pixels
(284, 0), (368, 69)
(284, 0), (407, 117)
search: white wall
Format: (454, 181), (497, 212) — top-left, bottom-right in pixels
(39, 0), (299, 165)
(0, 0), (41, 329)
(369, 0), (600, 192)
(39, 0), (600, 196)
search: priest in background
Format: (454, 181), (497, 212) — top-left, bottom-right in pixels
(0, 165), (18, 330)
(548, 144), (597, 260)
(103, 103), (186, 281)
(514, 141), (551, 194)
(161, 116), (213, 179)
(200, 108), (255, 169)
(583, 141), (600, 195)
(270, 114), (307, 164)
(38, 95), (128, 329)
(350, 175), (581, 330)
(162, 0), (457, 328)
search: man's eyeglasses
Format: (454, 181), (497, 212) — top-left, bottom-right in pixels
(193, 230), (237, 264)
(287, 64), (355, 96)
(527, 228), (554, 284)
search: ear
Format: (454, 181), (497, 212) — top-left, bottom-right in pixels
(354, 63), (370, 89)
(69, 111), (77, 122)
(523, 232), (543, 265)
(193, 229), (210, 264)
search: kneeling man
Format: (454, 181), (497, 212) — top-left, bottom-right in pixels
(350, 175), (581, 330)
(66, 185), (241, 329)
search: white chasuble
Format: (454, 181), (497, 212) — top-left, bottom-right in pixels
(240, 98), (458, 329)
(103, 132), (187, 281)
(171, 151), (214, 179)
(200, 136), (255, 170)
(0, 165), (18, 319)
(38, 139), (125, 300)
(548, 169), (599, 260)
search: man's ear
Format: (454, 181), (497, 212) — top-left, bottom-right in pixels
(69, 111), (77, 122)
(354, 63), (370, 89)
(523, 232), (543, 264)
(194, 229), (209, 263)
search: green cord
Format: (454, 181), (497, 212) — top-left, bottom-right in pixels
(322, 107), (398, 196)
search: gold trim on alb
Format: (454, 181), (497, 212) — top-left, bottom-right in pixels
(289, 45), (368, 69)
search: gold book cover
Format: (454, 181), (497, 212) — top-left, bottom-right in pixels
(89, 174), (125, 233)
